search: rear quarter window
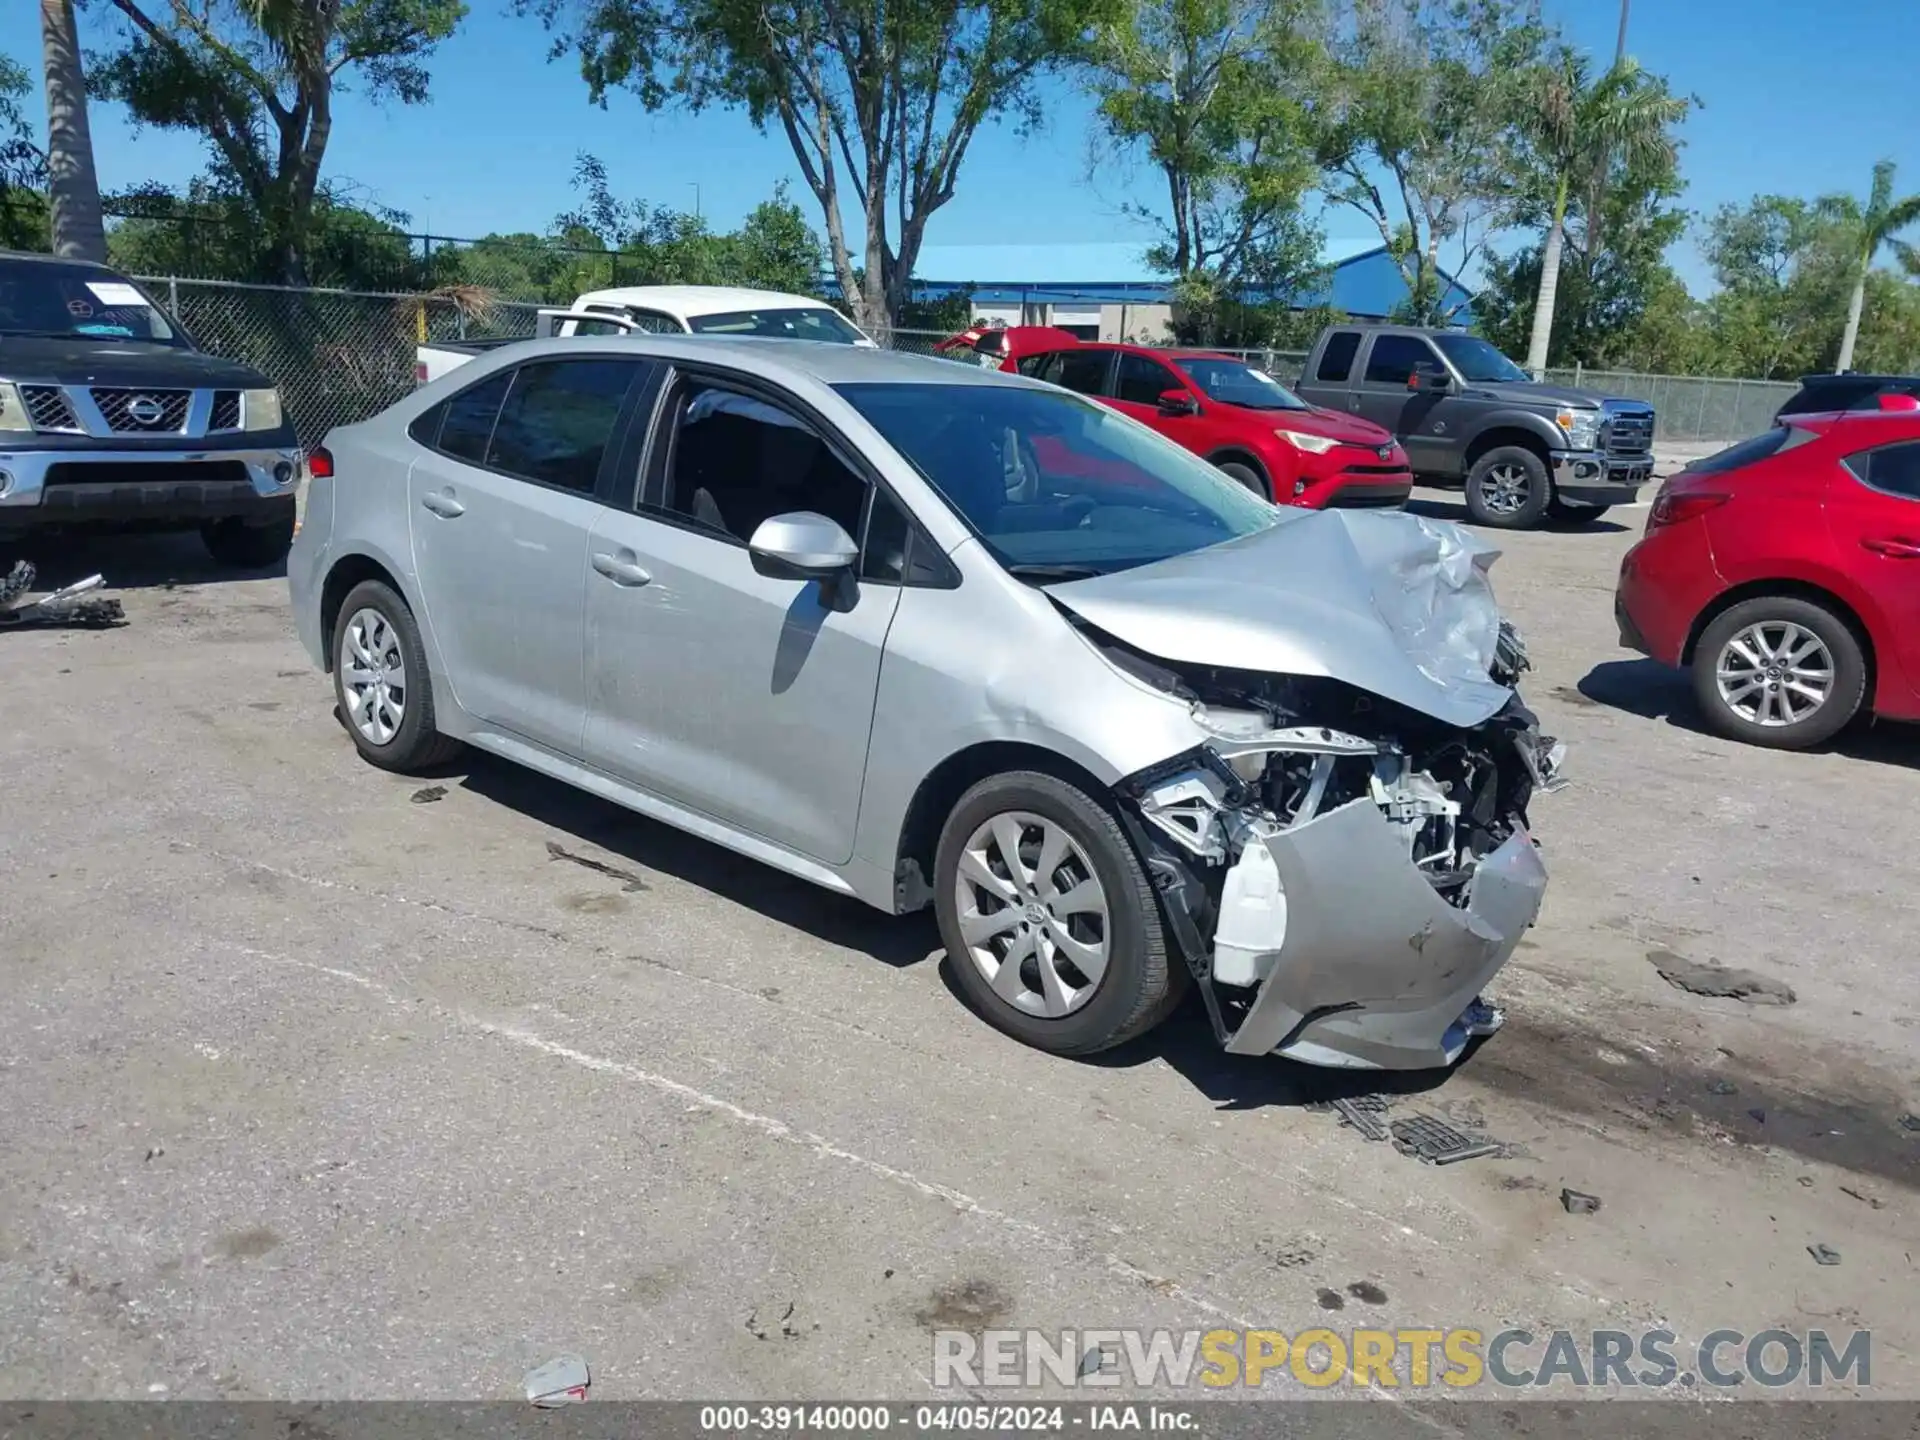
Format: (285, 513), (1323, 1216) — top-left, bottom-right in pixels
(1843, 440), (1920, 500)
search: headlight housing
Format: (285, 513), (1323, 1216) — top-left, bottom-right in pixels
(1274, 427), (1340, 455)
(0, 381), (32, 433)
(1555, 408), (1601, 451)
(243, 388), (284, 432)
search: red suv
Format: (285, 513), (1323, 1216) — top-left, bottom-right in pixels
(1615, 408), (1920, 749)
(966, 336), (1412, 509)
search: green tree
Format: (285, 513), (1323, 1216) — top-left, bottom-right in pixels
(1, 51), (49, 250)
(1511, 49), (1685, 372)
(1696, 195), (1853, 379)
(1315, 0), (1548, 324)
(522, 0), (1108, 333)
(1816, 160), (1920, 373)
(1084, 0), (1328, 308)
(94, 0), (467, 284)
(40, 0), (107, 258)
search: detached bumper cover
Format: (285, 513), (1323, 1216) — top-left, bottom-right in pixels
(1222, 798), (1548, 1069)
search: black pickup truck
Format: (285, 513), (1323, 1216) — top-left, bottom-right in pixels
(1293, 323), (1656, 530)
(0, 250), (301, 566)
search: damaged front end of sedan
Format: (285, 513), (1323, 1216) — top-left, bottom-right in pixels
(1049, 510), (1565, 1070)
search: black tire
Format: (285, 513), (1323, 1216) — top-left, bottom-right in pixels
(1464, 446), (1552, 529)
(330, 578), (463, 773)
(935, 770), (1181, 1056)
(1216, 460), (1270, 500)
(201, 513), (295, 569)
(1690, 596), (1867, 750)
(1547, 497), (1612, 524)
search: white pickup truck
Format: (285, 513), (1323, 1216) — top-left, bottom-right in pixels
(414, 284), (875, 385)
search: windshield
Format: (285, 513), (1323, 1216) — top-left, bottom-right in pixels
(687, 306), (867, 344)
(1431, 333), (1529, 383)
(0, 260), (186, 347)
(836, 381), (1280, 575)
(1176, 356), (1309, 411)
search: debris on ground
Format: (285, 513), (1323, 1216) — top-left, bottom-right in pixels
(745, 1301), (805, 1341)
(1747, 1108), (1767, 1124)
(1706, 1079), (1738, 1095)
(1329, 1094), (1391, 1142)
(523, 1353), (590, 1406)
(1839, 1185), (1885, 1210)
(410, 785), (447, 804)
(1389, 1114), (1502, 1166)
(1807, 1244), (1842, 1267)
(1647, 949), (1796, 1006)
(1561, 1188), (1602, 1215)
(545, 840), (648, 892)
(0, 562), (125, 630)
(1899, 1113), (1920, 1134)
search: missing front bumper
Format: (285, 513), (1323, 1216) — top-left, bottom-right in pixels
(1220, 798), (1547, 1068)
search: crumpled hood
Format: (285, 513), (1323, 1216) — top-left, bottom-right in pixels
(1045, 509), (1514, 728)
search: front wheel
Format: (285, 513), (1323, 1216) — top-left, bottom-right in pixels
(1691, 597), (1866, 750)
(934, 771), (1182, 1056)
(1464, 447), (1552, 529)
(1216, 460), (1270, 500)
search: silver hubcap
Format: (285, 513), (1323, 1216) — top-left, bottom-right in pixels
(341, 607), (408, 745)
(1479, 463), (1532, 516)
(954, 812), (1111, 1019)
(1716, 621), (1834, 728)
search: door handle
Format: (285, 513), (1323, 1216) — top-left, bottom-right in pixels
(1862, 537), (1920, 559)
(591, 551), (652, 587)
(421, 488), (465, 518)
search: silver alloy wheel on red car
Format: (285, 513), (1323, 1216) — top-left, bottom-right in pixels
(1714, 620), (1834, 728)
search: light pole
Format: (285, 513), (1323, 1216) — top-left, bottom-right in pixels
(690, 184), (701, 220)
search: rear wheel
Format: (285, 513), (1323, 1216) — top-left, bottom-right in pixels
(331, 579), (463, 772)
(1465, 446), (1552, 529)
(935, 771), (1181, 1056)
(1691, 596), (1866, 750)
(1216, 460), (1269, 500)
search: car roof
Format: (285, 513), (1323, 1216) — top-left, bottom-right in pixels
(1782, 409), (1920, 437)
(571, 285), (845, 320)
(472, 333), (1040, 390)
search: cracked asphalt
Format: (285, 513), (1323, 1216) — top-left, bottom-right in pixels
(1, 489), (1916, 1410)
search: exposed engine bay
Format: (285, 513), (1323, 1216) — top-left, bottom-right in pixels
(1096, 619), (1563, 1069)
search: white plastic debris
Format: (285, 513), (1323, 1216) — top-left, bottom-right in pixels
(524, 1353), (590, 1407)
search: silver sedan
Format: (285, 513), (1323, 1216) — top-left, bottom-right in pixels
(289, 336), (1562, 1068)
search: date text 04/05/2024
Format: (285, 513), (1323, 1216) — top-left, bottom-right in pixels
(697, 1404), (1197, 1432)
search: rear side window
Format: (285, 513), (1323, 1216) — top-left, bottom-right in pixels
(1316, 331), (1361, 382)
(1015, 351), (1059, 378)
(1844, 440), (1920, 499)
(437, 370), (513, 465)
(1114, 353), (1176, 405)
(1363, 334), (1440, 385)
(1035, 350), (1110, 395)
(485, 358), (643, 493)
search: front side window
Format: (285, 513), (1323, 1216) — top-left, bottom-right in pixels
(836, 381), (1279, 576)
(685, 306), (866, 344)
(1176, 357), (1310, 411)
(1431, 333), (1530, 383)
(1114, 353), (1178, 406)
(0, 260), (186, 347)
(485, 358), (641, 493)
(1363, 335), (1444, 386)
(657, 385), (868, 545)
(1844, 439), (1920, 499)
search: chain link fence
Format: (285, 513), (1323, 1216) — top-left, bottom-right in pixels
(140, 276), (1786, 452)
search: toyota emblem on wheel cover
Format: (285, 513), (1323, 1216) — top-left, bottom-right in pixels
(126, 394), (166, 426)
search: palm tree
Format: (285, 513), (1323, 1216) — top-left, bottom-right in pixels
(1819, 161), (1920, 374)
(39, 0), (107, 260)
(1519, 51), (1685, 374)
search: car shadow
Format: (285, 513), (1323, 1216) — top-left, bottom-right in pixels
(1, 530), (287, 589)
(1404, 495), (1629, 534)
(454, 751), (941, 971)
(1578, 657), (1919, 768)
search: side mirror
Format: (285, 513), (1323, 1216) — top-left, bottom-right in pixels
(748, 511), (858, 582)
(1157, 389), (1199, 416)
(1408, 365), (1451, 393)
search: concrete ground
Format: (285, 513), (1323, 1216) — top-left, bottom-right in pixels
(1, 493), (1915, 1411)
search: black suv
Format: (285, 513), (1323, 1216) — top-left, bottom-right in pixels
(0, 250), (300, 566)
(1775, 372), (1920, 420)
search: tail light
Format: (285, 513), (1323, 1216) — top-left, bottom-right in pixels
(414, 361), (429, 384)
(308, 447), (335, 480)
(1648, 488), (1727, 529)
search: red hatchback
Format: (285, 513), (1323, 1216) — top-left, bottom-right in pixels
(972, 337), (1412, 509)
(1615, 409), (1920, 748)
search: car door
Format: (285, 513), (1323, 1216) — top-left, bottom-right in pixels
(1825, 437), (1920, 707)
(579, 374), (911, 864)
(1352, 333), (1459, 473)
(1105, 350), (1197, 441)
(407, 356), (652, 754)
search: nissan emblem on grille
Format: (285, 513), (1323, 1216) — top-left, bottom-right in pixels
(126, 395), (166, 426)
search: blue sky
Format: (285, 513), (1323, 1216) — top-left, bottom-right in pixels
(4, 0), (1917, 292)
